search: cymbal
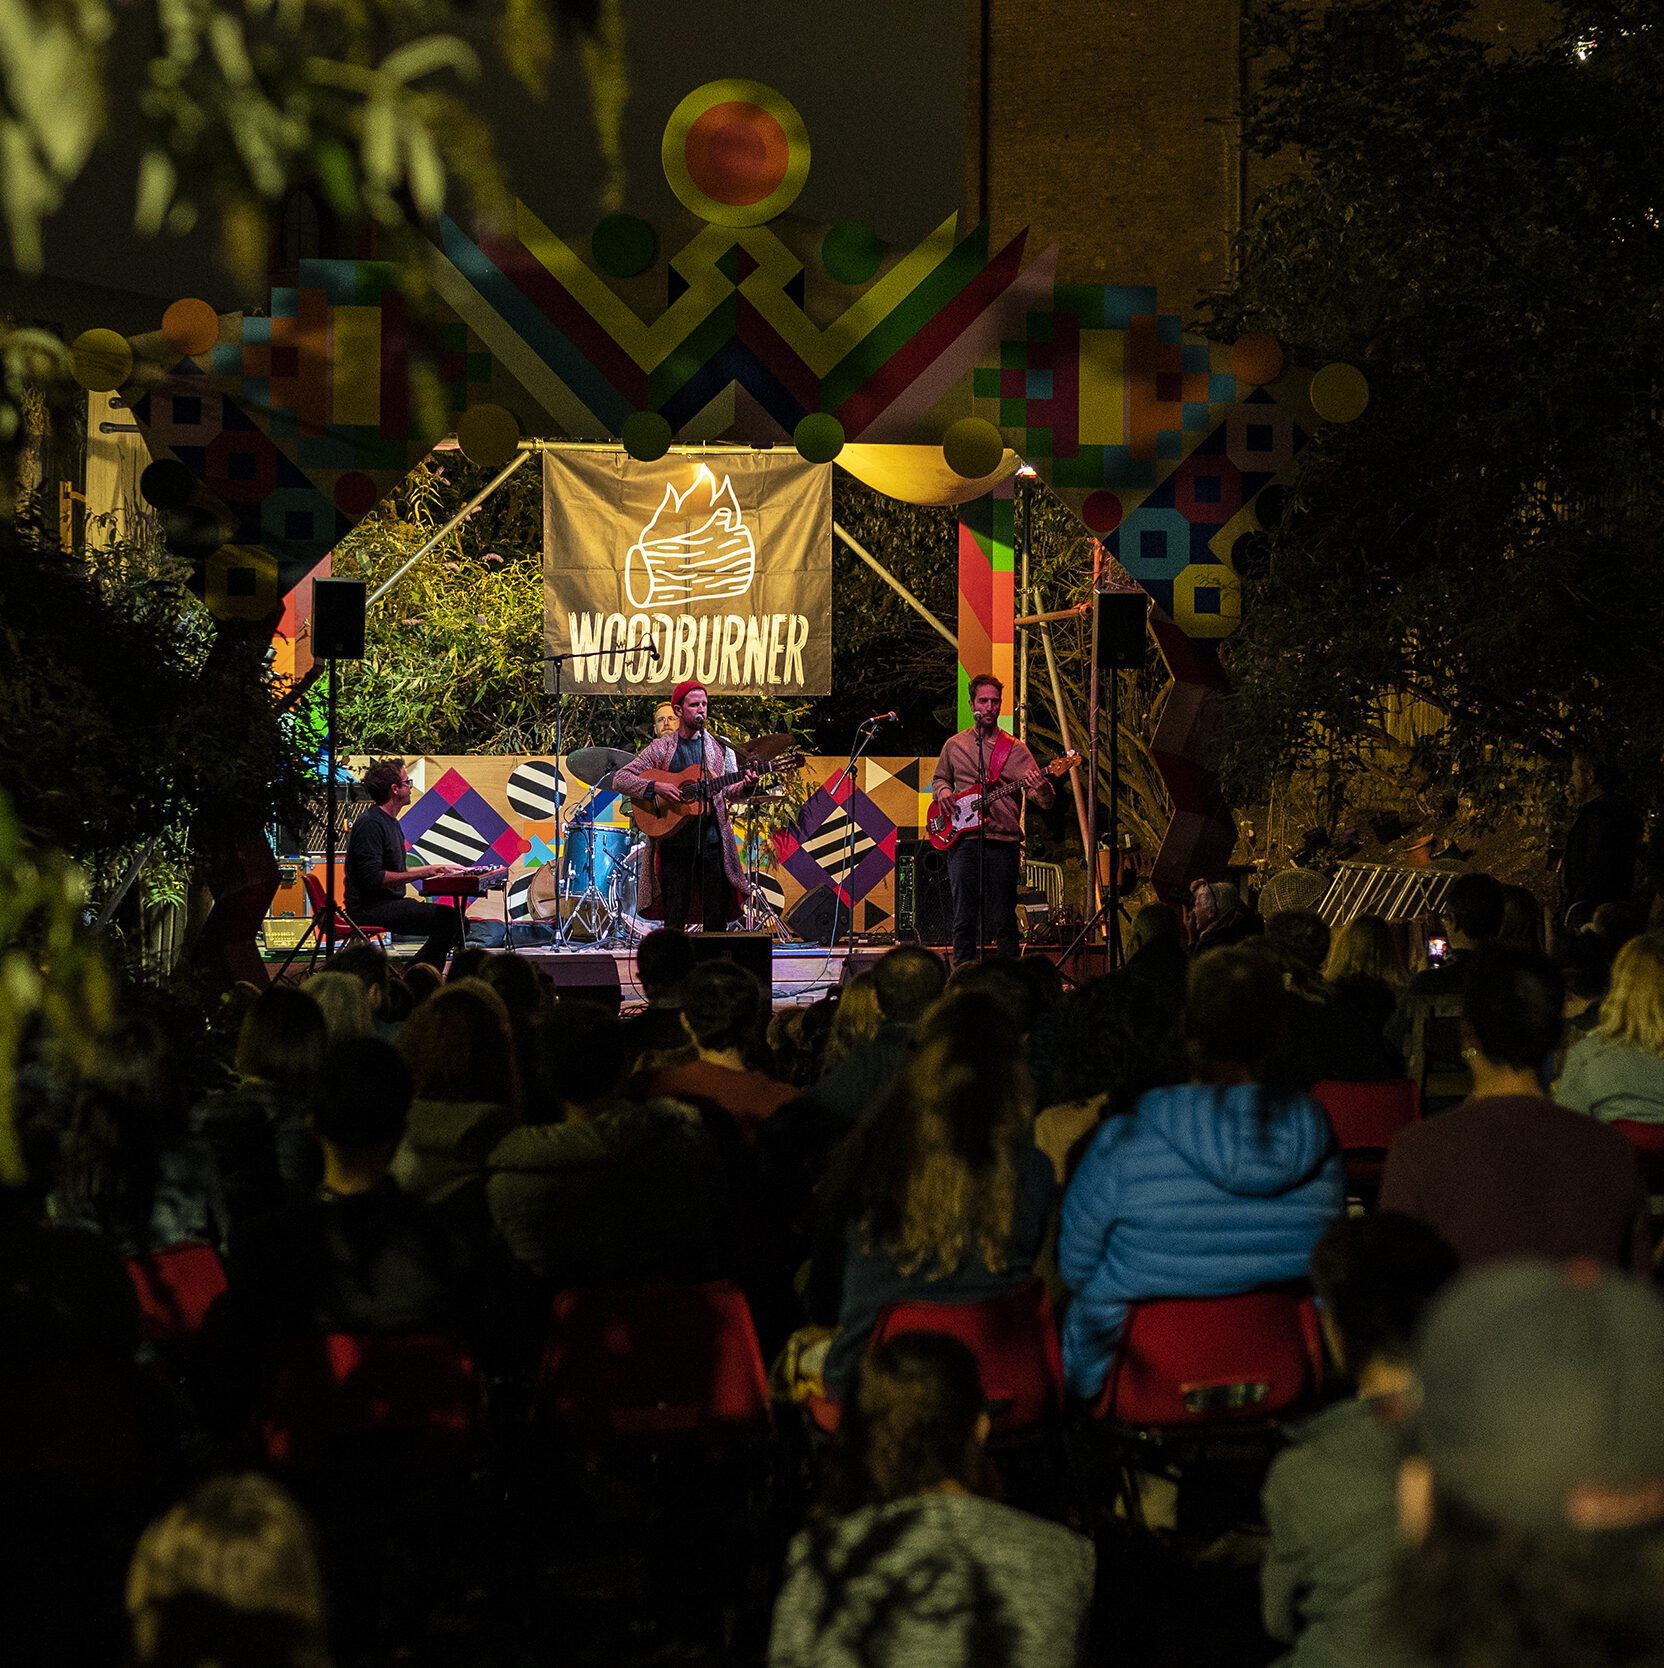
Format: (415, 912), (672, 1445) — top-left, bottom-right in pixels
(742, 732), (795, 763)
(568, 745), (634, 786)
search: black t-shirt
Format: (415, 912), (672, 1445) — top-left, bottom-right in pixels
(661, 734), (721, 849)
(344, 805), (406, 909)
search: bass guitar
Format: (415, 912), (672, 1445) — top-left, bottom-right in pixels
(629, 753), (803, 840)
(924, 750), (1081, 851)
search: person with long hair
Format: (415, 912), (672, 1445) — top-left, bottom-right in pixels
(390, 978), (518, 1210)
(1556, 930), (1664, 1123)
(818, 972), (881, 1076)
(1058, 947), (1344, 1398)
(1322, 913), (1408, 993)
(126, 1473), (330, 1668)
(810, 991), (1055, 1403)
(769, 1332), (1094, 1667)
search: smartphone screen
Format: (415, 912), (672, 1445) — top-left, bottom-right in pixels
(1427, 936), (1449, 962)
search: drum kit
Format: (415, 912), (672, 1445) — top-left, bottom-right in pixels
(550, 730), (800, 945)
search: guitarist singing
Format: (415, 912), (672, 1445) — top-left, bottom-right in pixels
(930, 672), (1054, 966)
(613, 679), (756, 932)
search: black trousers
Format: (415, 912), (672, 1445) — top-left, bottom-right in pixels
(658, 838), (732, 931)
(948, 836), (1022, 966)
(352, 897), (463, 970)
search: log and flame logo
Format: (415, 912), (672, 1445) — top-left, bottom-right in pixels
(624, 465), (757, 610)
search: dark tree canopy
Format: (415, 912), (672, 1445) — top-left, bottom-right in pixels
(1208, 0), (1664, 807)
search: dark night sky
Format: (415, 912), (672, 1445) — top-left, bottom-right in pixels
(23, 0), (965, 317)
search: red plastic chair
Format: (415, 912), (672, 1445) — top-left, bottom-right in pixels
(253, 1332), (480, 1475)
(1093, 1286), (1323, 1427)
(275, 873), (390, 976)
(1611, 1119), (1664, 1223)
(870, 1278), (1065, 1436)
(126, 1243), (228, 1342)
(534, 1280), (773, 1443)
(1312, 1078), (1421, 1191)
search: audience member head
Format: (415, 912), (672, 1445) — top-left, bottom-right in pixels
(401, 962), (442, 1008)
(679, 958), (763, 1058)
(446, 946), (490, 983)
(1444, 872), (1505, 950)
(396, 978), (515, 1107)
(1324, 913), (1408, 991)
(871, 944), (947, 1024)
(1030, 970), (1185, 1114)
(1596, 931), (1664, 1059)
(126, 1473), (328, 1668)
(813, 1331), (992, 1525)
(636, 928), (697, 1002)
(234, 986), (327, 1093)
(300, 971), (374, 1042)
(1309, 1211), (1458, 1382)
(311, 1037), (411, 1157)
(532, 1003), (628, 1118)
(473, 952), (547, 1031)
(1014, 952), (1066, 1016)
(822, 972), (881, 1071)
(1266, 910), (1332, 982)
(359, 758), (407, 807)
(946, 955), (1039, 1034)
(1130, 903), (1182, 953)
(836, 990), (1033, 1279)
(1499, 886), (1545, 954)
(1593, 901), (1647, 965)
(1463, 944), (1562, 1073)
(1393, 1261), (1664, 1668)
(1184, 946), (1287, 1081)
(324, 943), (391, 1013)
(767, 1006), (817, 1087)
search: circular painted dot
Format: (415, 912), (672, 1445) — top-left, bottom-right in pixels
(685, 102), (790, 207)
(1229, 333), (1283, 386)
(161, 298), (220, 357)
(592, 214), (658, 279)
(1081, 491), (1123, 534)
(456, 403), (521, 468)
(622, 410), (673, 462)
(1172, 561), (1242, 639)
(822, 221), (883, 286)
(794, 412), (844, 464)
(942, 417), (1005, 480)
(139, 458), (194, 511)
(72, 328), (133, 392)
(334, 471), (381, 517)
(1309, 362), (1370, 423)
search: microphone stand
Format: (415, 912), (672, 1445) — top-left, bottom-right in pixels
(826, 717), (885, 958)
(975, 725), (988, 964)
(539, 645), (615, 947)
(693, 717), (713, 931)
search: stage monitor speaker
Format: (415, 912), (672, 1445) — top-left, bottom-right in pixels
(1095, 589), (1148, 671)
(785, 884), (842, 946)
(688, 930), (774, 993)
(905, 848), (955, 947)
(313, 578), (367, 661)
(544, 952), (622, 1013)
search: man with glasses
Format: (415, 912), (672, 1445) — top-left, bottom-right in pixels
(344, 759), (466, 970)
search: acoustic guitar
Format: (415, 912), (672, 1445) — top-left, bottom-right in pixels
(629, 754), (803, 840)
(924, 750), (1081, 851)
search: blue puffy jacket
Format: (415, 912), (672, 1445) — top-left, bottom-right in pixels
(1057, 1082), (1344, 1396)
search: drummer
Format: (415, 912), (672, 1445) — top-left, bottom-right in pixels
(613, 680), (755, 933)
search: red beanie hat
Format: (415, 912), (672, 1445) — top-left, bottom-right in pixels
(671, 679), (707, 708)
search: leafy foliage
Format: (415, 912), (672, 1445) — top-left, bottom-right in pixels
(0, 0), (621, 283)
(1208, 0), (1664, 813)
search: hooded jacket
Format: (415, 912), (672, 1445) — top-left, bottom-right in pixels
(1057, 1082), (1344, 1397)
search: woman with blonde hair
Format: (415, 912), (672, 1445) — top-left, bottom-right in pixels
(126, 1473), (329, 1668)
(809, 990), (1055, 1403)
(818, 971), (882, 1075)
(1322, 913), (1408, 992)
(1554, 929), (1664, 1122)
(300, 970), (374, 1042)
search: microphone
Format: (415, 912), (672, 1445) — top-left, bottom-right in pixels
(863, 711), (899, 726)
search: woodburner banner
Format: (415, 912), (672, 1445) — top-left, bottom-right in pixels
(543, 449), (832, 696)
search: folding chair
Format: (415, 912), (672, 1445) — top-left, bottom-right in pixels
(1088, 1286), (1323, 1525)
(1404, 993), (1470, 1109)
(533, 1279), (773, 1444)
(1311, 1078), (1422, 1199)
(870, 1277), (1065, 1436)
(273, 871), (390, 978)
(126, 1242), (229, 1342)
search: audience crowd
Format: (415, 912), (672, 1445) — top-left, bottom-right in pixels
(9, 862), (1664, 1668)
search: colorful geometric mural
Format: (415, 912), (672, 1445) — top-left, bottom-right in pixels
(105, 81), (1364, 899)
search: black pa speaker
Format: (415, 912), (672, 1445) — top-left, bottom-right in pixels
(312, 577), (367, 660)
(543, 952), (623, 1013)
(906, 847), (955, 946)
(785, 885), (843, 946)
(1095, 589), (1148, 671)
(688, 930), (774, 993)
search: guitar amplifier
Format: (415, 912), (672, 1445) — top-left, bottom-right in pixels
(900, 845), (954, 946)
